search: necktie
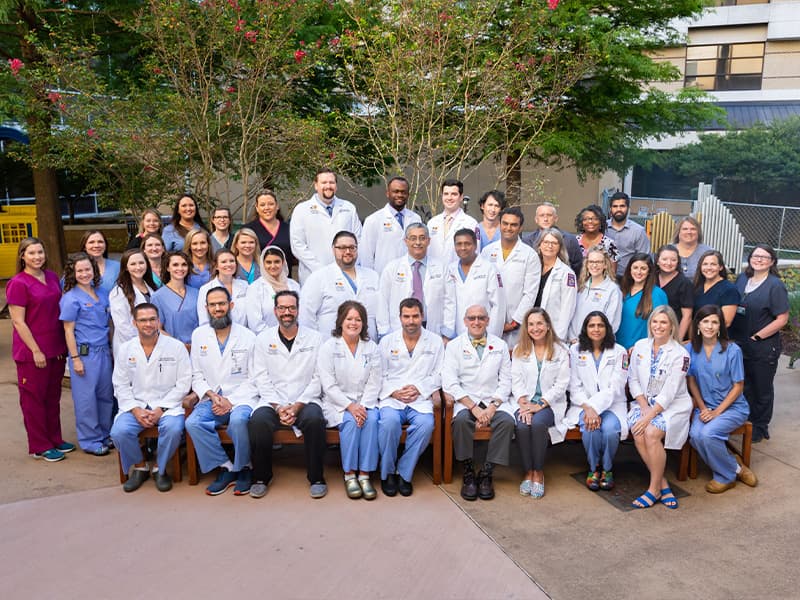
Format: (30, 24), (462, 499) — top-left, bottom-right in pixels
(325, 204), (333, 217)
(396, 211), (404, 230)
(444, 214), (453, 236)
(412, 260), (424, 303)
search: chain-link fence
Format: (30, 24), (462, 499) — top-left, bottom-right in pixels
(723, 202), (800, 260)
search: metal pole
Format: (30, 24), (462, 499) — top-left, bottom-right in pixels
(777, 207), (785, 255)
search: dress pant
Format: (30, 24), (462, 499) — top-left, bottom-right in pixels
(741, 337), (780, 438)
(453, 409), (514, 466)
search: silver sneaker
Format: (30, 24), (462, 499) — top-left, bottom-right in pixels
(250, 479), (270, 499)
(310, 482), (328, 499)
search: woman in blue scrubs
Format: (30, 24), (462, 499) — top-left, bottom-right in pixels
(151, 251), (199, 349)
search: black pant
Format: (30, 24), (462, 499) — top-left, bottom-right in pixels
(248, 403), (326, 484)
(741, 337), (780, 437)
(515, 407), (555, 472)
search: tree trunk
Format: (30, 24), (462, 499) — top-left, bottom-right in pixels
(505, 149), (522, 206)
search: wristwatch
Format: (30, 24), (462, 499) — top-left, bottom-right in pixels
(490, 399), (502, 408)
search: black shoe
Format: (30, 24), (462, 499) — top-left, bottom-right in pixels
(477, 470), (495, 500)
(381, 474), (398, 497)
(461, 469), (478, 501)
(154, 471), (173, 492)
(398, 477), (413, 497)
(123, 469), (150, 493)
(752, 432), (764, 443)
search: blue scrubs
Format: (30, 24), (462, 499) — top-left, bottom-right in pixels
(616, 287), (668, 349)
(98, 259), (120, 295)
(687, 341), (749, 483)
(186, 265), (212, 289)
(151, 285), (199, 345)
(59, 287), (114, 452)
(162, 223), (201, 252)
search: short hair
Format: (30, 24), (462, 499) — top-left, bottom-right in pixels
(314, 167), (337, 183)
(672, 216), (704, 245)
(654, 244), (680, 275)
(453, 228), (477, 244)
(575, 204), (607, 234)
(441, 178), (463, 195)
(693, 250), (729, 289)
(387, 176), (409, 188)
(250, 190), (285, 222)
(610, 191), (630, 206)
(274, 289), (299, 308)
(744, 244), (779, 278)
(231, 227), (262, 262)
(514, 307), (559, 360)
(211, 206), (232, 232)
(648, 305), (681, 343)
(15, 237), (47, 273)
(500, 206), (524, 226)
(399, 297), (424, 316)
(137, 208), (164, 236)
(80, 229), (109, 259)
(132, 302), (159, 319)
(690, 304), (731, 354)
(479, 190), (507, 210)
(536, 201), (557, 214)
(577, 311), (616, 352)
(332, 300), (369, 341)
(63, 252), (100, 292)
(535, 227), (569, 264)
(205, 286), (231, 303)
(405, 222), (429, 238)
(332, 230), (358, 246)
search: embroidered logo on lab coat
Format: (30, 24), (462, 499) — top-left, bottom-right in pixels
(268, 343), (278, 354)
(682, 356), (690, 372)
(496, 273), (503, 288)
(383, 221), (394, 232)
(199, 345), (208, 357)
(334, 280), (346, 292)
(394, 271), (407, 283)
(567, 273), (576, 287)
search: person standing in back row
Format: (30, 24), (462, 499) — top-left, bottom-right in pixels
(427, 179), (479, 265)
(605, 192), (650, 278)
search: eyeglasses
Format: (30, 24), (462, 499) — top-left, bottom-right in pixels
(750, 254), (773, 261)
(540, 240), (559, 246)
(406, 236), (428, 243)
(334, 245), (357, 252)
(465, 315), (488, 321)
(581, 217), (599, 222)
(275, 305), (298, 313)
(587, 260), (605, 265)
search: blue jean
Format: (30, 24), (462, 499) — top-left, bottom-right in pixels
(68, 347), (114, 451)
(690, 407), (748, 483)
(185, 401), (252, 473)
(339, 408), (379, 473)
(378, 406), (434, 481)
(111, 411), (184, 474)
(579, 410), (621, 472)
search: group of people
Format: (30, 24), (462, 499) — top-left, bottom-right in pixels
(7, 170), (788, 506)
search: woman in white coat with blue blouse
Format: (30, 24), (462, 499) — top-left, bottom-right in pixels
(628, 305), (692, 509)
(317, 301), (382, 500)
(567, 311), (629, 492)
(511, 308), (570, 499)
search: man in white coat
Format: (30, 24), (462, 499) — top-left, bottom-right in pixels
(290, 168), (362, 284)
(377, 298), (444, 497)
(442, 229), (506, 340)
(442, 304), (514, 501)
(111, 303), (191, 493)
(249, 290), (328, 499)
(481, 206), (541, 348)
(185, 287), (258, 496)
(359, 176), (422, 274)
(427, 179), (480, 265)
(377, 223), (446, 338)
(300, 231), (380, 341)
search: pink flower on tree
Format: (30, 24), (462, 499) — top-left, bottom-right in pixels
(87, 128), (97, 138)
(244, 30), (258, 43)
(226, 86), (236, 93)
(294, 49), (306, 63)
(548, 0), (560, 9)
(47, 92), (62, 103)
(8, 58), (24, 76)
(234, 19), (245, 33)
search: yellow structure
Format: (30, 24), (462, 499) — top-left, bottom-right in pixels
(0, 205), (37, 278)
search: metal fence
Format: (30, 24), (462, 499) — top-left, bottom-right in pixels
(722, 202), (800, 260)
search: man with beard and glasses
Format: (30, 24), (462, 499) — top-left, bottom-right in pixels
(185, 287), (258, 496)
(605, 192), (650, 278)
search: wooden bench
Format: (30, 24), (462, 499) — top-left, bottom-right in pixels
(185, 392), (444, 486)
(116, 425), (183, 484)
(685, 421), (753, 479)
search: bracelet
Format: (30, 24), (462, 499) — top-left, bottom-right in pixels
(70, 355), (80, 359)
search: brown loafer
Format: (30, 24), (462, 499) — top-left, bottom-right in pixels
(734, 455), (758, 487)
(706, 479), (736, 494)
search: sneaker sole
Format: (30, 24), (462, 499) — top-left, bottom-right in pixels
(233, 488), (251, 496)
(205, 482), (236, 496)
(57, 445), (76, 454)
(32, 453), (65, 462)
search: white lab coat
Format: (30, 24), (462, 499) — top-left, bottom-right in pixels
(196, 278), (249, 328)
(290, 194), (363, 284)
(510, 343), (570, 443)
(538, 259), (577, 342)
(376, 255), (446, 337)
(316, 336), (382, 427)
(109, 283), (155, 358)
(252, 326), (322, 409)
(190, 323), (258, 408)
(359, 204), (422, 274)
(427, 209), (479, 265)
(112, 333), (191, 416)
(377, 328), (444, 413)
(299, 263), (379, 342)
(442, 255), (506, 339)
(481, 240), (541, 347)
(566, 343), (630, 438)
(568, 277), (622, 342)
(245, 277), (301, 334)
(628, 337), (693, 450)
(442, 333), (513, 419)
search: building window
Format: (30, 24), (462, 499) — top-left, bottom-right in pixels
(685, 42), (764, 91)
(715, 1), (769, 6)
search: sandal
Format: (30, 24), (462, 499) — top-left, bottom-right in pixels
(586, 470), (600, 491)
(531, 481), (545, 499)
(660, 487), (679, 509)
(600, 470), (615, 491)
(631, 490), (658, 509)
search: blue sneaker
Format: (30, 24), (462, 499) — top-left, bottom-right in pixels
(55, 442), (76, 453)
(206, 469), (237, 496)
(32, 448), (66, 462)
(233, 468), (252, 496)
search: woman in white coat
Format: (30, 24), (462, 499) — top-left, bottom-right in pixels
(511, 308), (570, 499)
(568, 247), (622, 343)
(197, 249), (249, 328)
(109, 249), (157, 357)
(245, 246), (301, 334)
(318, 301), (382, 500)
(534, 228), (577, 342)
(567, 311), (629, 491)
(628, 305), (692, 509)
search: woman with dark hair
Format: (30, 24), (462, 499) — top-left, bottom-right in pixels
(617, 252), (668, 350)
(126, 208), (163, 250)
(162, 194), (208, 252)
(655, 244), (693, 341)
(59, 253), (114, 456)
(574, 205), (618, 273)
(477, 190), (506, 247)
(7, 237), (74, 462)
(151, 251), (199, 348)
(209, 207), (233, 252)
(692, 250), (739, 327)
(109, 249), (157, 356)
(231, 227), (262, 284)
(568, 246), (622, 342)
(672, 216), (712, 279)
(628, 306), (692, 509)
(245, 246), (301, 334)
(184, 228), (214, 289)
(687, 305), (757, 493)
(196, 249), (249, 327)
(80, 229), (120, 294)
(318, 300), (382, 500)
(511, 308), (570, 499)
(244, 190), (295, 271)
(567, 311), (628, 491)
(729, 244), (789, 443)
(140, 232), (167, 288)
